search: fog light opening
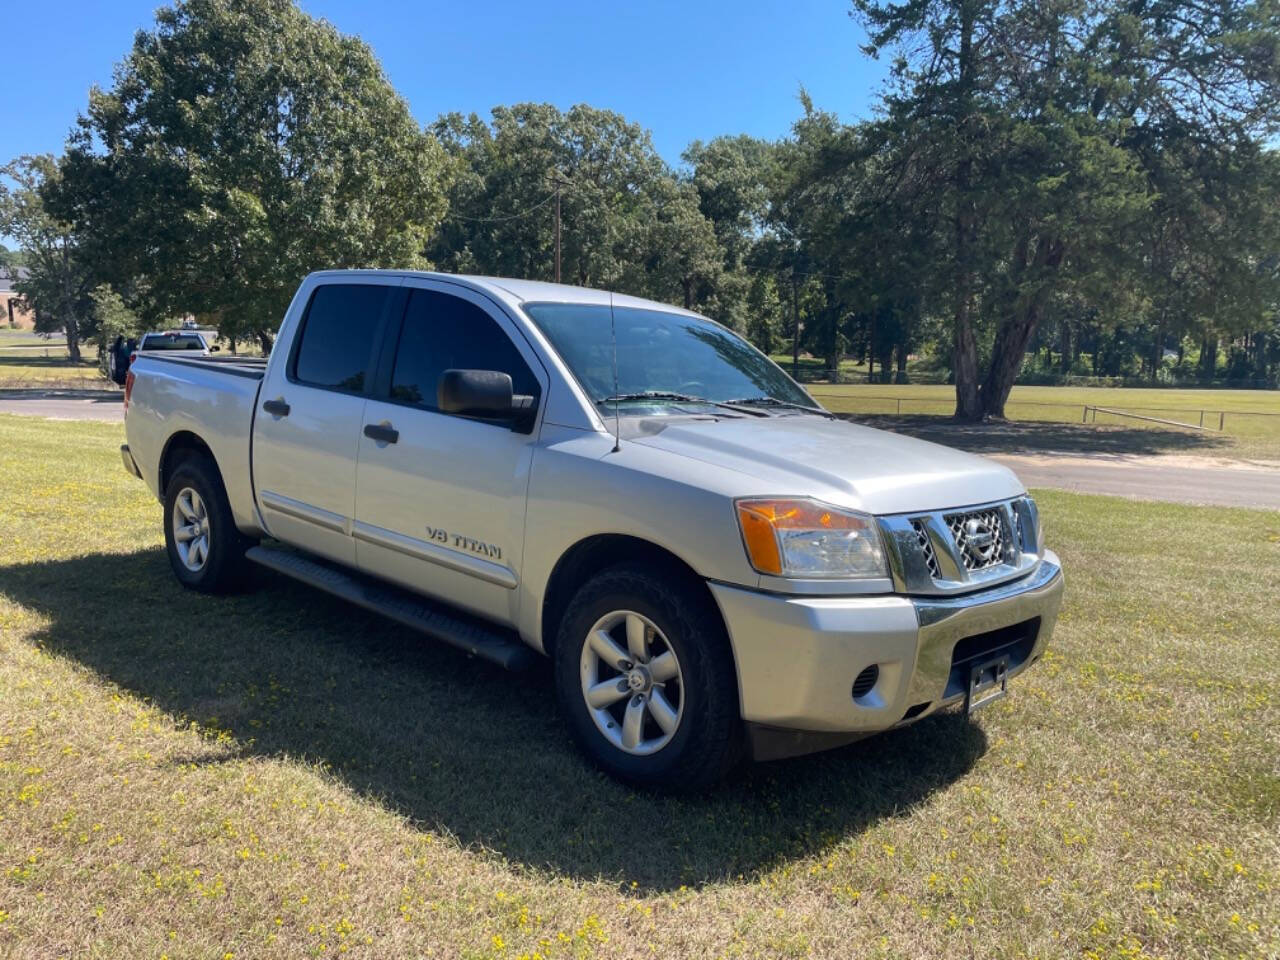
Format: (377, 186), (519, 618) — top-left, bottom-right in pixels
(851, 664), (879, 700)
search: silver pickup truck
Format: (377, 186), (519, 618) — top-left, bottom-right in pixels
(122, 270), (1063, 789)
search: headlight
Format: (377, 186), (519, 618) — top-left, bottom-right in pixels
(735, 498), (887, 579)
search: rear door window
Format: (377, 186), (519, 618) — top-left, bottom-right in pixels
(291, 284), (390, 393)
(389, 290), (539, 411)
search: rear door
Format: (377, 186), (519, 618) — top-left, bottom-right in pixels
(353, 281), (546, 625)
(252, 278), (404, 566)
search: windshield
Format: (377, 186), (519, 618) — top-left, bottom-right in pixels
(141, 334), (205, 351)
(523, 303), (815, 410)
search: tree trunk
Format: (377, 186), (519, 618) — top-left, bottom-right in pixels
(256, 329), (274, 355)
(1200, 337), (1218, 379)
(682, 277), (694, 311)
(953, 299), (982, 419)
(60, 243), (82, 363)
(980, 237), (1065, 419)
(950, 0), (983, 421)
(790, 275), (800, 378)
(65, 319), (81, 363)
(1150, 318), (1164, 379)
(868, 312), (876, 384)
(895, 343), (908, 384)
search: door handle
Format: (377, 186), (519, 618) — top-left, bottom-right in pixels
(262, 398), (290, 417)
(363, 422), (399, 444)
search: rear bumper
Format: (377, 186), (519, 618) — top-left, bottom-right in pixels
(709, 552), (1063, 755)
(120, 444), (142, 479)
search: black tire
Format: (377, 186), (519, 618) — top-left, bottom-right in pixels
(162, 453), (253, 594)
(553, 564), (742, 791)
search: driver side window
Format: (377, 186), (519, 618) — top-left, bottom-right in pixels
(390, 290), (539, 412)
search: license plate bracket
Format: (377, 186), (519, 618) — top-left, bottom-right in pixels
(965, 655), (1009, 715)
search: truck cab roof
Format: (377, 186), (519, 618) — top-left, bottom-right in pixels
(303, 270), (704, 318)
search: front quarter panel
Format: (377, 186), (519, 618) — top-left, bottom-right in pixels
(518, 424), (762, 652)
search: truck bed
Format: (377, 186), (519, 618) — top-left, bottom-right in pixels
(125, 352), (265, 533)
(134, 353), (268, 380)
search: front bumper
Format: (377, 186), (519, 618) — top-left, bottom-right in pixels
(709, 552), (1063, 756)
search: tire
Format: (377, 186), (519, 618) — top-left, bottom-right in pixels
(553, 564), (742, 791)
(162, 453), (252, 594)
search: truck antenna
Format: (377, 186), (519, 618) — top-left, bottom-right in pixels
(610, 292), (621, 453)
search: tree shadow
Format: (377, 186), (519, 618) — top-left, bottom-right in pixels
(4, 548), (987, 892)
(840, 413), (1233, 457)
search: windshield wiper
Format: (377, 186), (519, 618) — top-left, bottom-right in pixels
(722, 396), (835, 418)
(599, 392), (768, 417)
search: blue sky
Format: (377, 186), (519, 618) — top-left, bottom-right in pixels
(5, 0), (886, 168)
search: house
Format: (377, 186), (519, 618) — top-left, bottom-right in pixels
(0, 266), (34, 328)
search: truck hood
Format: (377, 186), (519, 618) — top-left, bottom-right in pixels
(627, 414), (1025, 515)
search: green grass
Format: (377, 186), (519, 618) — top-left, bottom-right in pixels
(0, 330), (110, 388)
(808, 383), (1280, 461)
(1, 414), (1277, 959)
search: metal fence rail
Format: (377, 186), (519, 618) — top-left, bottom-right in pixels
(1083, 405), (1222, 432)
(808, 392), (1280, 428)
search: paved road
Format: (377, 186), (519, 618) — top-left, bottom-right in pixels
(3, 391), (1277, 509)
(0, 393), (123, 422)
(991, 453), (1280, 510)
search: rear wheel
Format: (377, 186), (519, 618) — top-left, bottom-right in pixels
(553, 565), (742, 790)
(162, 454), (252, 593)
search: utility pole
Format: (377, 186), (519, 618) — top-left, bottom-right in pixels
(546, 169), (568, 283)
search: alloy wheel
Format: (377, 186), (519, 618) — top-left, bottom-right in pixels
(579, 610), (685, 756)
(172, 486), (210, 572)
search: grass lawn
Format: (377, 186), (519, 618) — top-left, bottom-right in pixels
(0, 330), (110, 389)
(1, 414), (1277, 959)
(808, 384), (1280, 461)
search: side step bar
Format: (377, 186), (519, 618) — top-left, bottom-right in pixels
(245, 545), (538, 671)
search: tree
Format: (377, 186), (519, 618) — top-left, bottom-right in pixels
(852, 0), (1280, 419)
(0, 155), (93, 361)
(87, 285), (144, 378)
(46, 0), (450, 349)
(0, 244), (28, 269)
(683, 135), (777, 331)
(430, 103), (722, 314)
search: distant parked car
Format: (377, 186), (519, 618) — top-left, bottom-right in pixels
(129, 331), (217, 369)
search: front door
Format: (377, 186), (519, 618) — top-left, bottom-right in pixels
(252, 278), (403, 566)
(353, 283), (547, 625)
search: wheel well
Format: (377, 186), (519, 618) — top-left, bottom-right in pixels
(540, 534), (725, 657)
(159, 431), (217, 499)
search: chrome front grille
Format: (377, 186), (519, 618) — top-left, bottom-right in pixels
(878, 496), (1041, 596)
(944, 507), (1010, 572)
(911, 519), (941, 578)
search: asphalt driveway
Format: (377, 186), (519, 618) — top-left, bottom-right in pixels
(990, 452), (1280, 511)
(0, 391), (124, 422)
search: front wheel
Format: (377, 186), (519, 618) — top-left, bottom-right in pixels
(553, 566), (742, 790)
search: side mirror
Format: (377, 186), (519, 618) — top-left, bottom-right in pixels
(210, 345), (221, 353)
(438, 369), (536, 429)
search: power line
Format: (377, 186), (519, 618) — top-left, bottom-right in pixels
(441, 190), (559, 224)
